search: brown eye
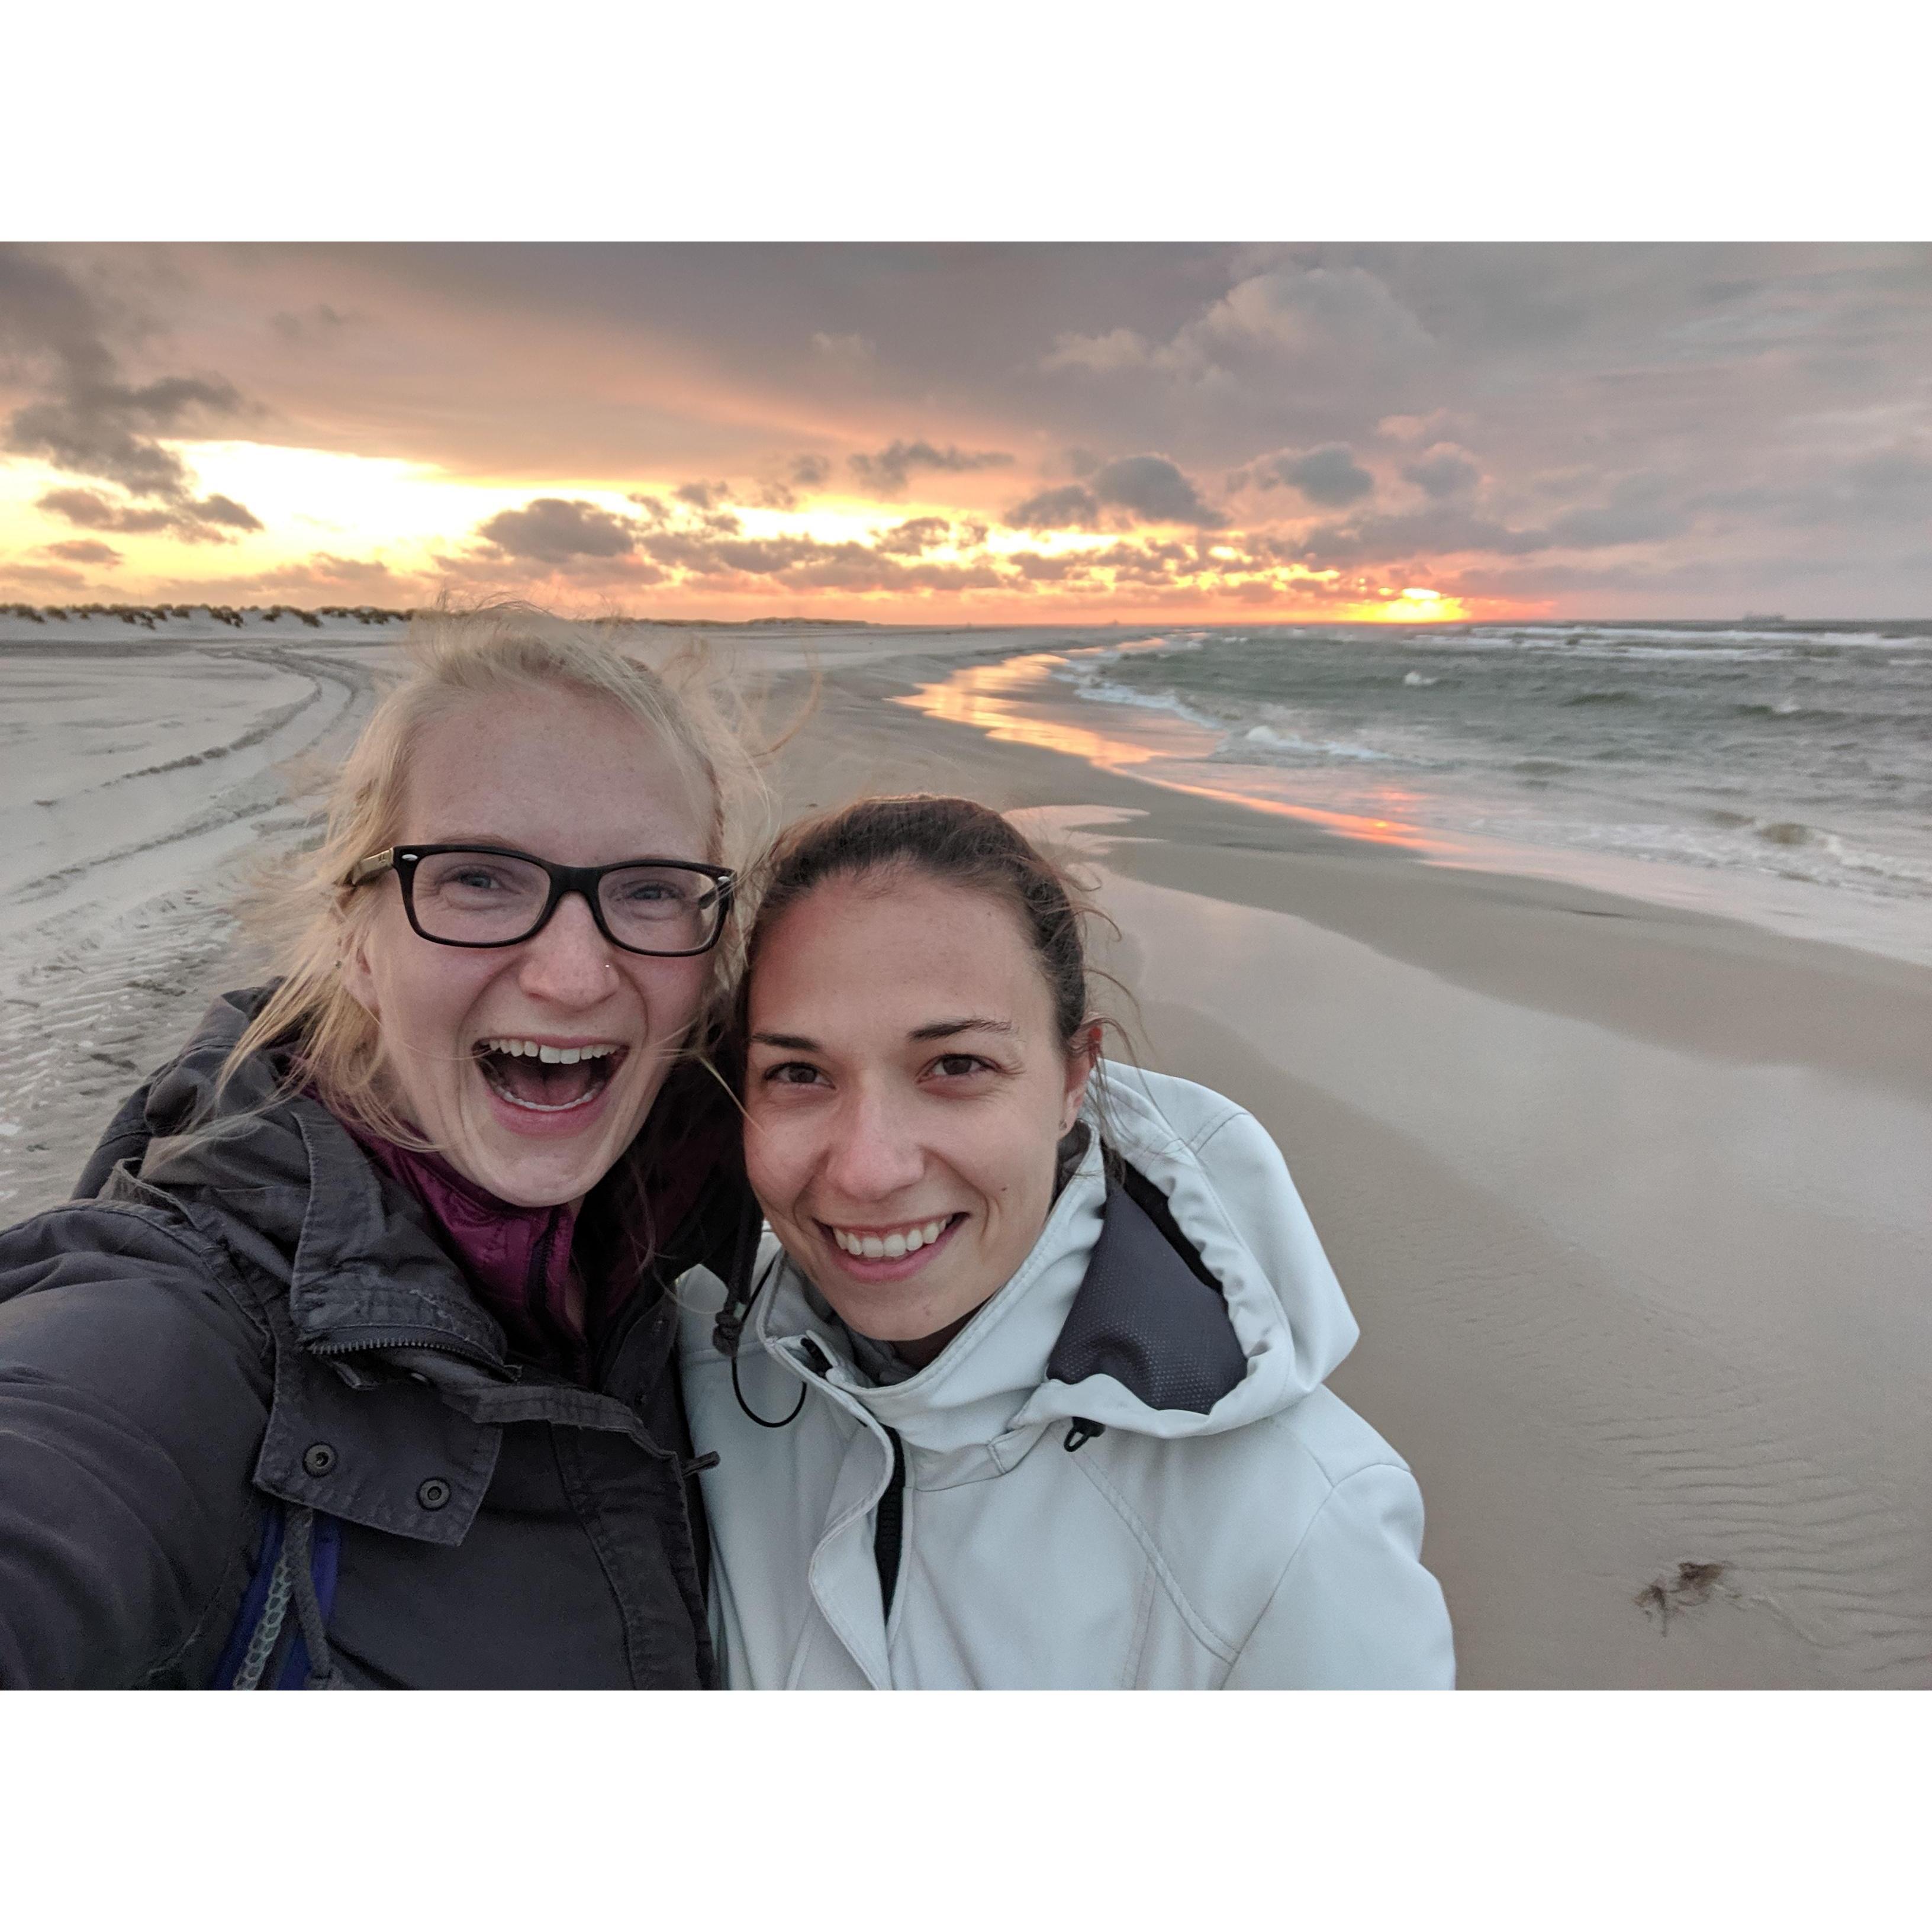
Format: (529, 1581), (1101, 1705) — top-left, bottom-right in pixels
(765, 1062), (825, 1087)
(933, 1054), (990, 1078)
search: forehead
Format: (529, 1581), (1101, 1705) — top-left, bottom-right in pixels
(751, 872), (1055, 1038)
(401, 687), (708, 861)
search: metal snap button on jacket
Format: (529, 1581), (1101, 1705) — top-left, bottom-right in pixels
(417, 1477), (452, 1511)
(302, 1442), (337, 1477)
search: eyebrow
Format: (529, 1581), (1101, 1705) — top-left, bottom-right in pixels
(907, 1017), (1016, 1042)
(748, 1017), (1016, 1054)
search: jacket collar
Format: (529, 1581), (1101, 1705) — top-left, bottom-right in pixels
(756, 1132), (1109, 1458)
(750, 1061), (1360, 1458)
(91, 987), (514, 1367)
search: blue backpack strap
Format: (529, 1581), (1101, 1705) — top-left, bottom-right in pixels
(212, 1502), (345, 1689)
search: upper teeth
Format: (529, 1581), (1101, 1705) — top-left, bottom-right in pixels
(481, 1039), (620, 1065)
(831, 1218), (949, 1260)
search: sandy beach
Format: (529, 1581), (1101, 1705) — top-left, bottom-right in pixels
(2, 615), (1927, 1688)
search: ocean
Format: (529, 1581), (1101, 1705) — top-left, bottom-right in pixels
(901, 620), (1932, 967)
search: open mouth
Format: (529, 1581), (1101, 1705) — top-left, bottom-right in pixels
(475, 1036), (628, 1114)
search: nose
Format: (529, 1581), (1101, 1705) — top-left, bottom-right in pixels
(513, 891), (620, 1010)
(820, 1081), (925, 1206)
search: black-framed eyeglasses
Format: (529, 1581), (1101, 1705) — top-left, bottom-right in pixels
(344, 844), (735, 957)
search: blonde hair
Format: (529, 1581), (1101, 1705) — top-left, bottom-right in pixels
(223, 601), (775, 1146)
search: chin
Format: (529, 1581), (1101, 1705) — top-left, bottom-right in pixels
(449, 1118), (620, 1209)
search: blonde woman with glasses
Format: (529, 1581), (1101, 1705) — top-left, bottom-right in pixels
(0, 606), (768, 1689)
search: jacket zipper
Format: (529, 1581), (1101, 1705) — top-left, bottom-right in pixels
(307, 1327), (505, 1371)
(527, 1219), (580, 1364)
(873, 1426), (908, 1622)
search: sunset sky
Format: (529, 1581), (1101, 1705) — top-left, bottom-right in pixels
(2, 242), (1928, 623)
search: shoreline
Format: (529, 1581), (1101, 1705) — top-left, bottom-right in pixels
(782, 643), (1932, 1094)
(887, 632), (1932, 973)
(3, 624), (1926, 1687)
(774, 642), (1932, 1688)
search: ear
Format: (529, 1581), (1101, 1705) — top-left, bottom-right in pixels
(338, 910), (381, 1020)
(1058, 1022), (1102, 1135)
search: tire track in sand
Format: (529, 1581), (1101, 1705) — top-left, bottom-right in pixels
(0, 643), (382, 1216)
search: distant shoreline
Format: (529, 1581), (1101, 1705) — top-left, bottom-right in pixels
(5, 602), (1930, 638)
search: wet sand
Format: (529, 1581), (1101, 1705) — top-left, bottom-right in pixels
(5, 619), (1928, 1686)
(769, 643), (1932, 1689)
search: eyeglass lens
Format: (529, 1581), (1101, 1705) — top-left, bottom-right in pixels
(408, 851), (721, 951)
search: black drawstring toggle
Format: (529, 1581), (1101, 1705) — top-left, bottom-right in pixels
(1064, 1418), (1105, 1453)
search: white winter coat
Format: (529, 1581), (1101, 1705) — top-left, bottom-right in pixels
(678, 1064), (1454, 1689)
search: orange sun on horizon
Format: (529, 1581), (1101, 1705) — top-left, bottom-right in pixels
(1357, 587), (1470, 623)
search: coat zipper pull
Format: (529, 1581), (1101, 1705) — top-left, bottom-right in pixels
(1064, 1418), (1106, 1453)
(682, 1450), (720, 1476)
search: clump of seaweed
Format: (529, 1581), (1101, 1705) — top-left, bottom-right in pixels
(1635, 1560), (1733, 1630)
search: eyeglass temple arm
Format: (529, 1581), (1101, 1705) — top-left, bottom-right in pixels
(344, 849), (395, 887)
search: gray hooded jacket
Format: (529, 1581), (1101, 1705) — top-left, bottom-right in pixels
(679, 1064), (1455, 1689)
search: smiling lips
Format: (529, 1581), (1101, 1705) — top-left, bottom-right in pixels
(822, 1212), (964, 1265)
(475, 1036), (629, 1115)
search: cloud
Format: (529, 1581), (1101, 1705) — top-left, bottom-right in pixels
(812, 331), (875, 365)
(872, 516), (953, 556)
(0, 561), (89, 591)
(1007, 549), (1089, 581)
(1543, 492), (1686, 548)
(1089, 453), (1224, 527)
(1192, 265), (1433, 368)
(1288, 507), (1556, 569)
(256, 551), (396, 588)
(1004, 484), (1103, 531)
(630, 521), (1016, 595)
(1004, 458), (1222, 531)
(755, 453), (833, 508)
(1052, 265), (1434, 410)
(475, 497), (639, 563)
(37, 485), (263, 543)
(1402, 443), (1482, 499)
(1379, 410), (1471, 445)
(37, 488), (178, 534)
(848, 439), (1015, 492)
(8, 373), (250, 499)
(674, 479), (731, 510)
(1042, 329), (1149, 375)
(270, 302), (356, 343)
(0, 244), (263, 529)
(1265, 443), (1375, 507)
(1830, 441), (1932, 518)
(42, 537), (121, 565)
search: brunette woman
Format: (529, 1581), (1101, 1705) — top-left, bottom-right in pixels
(683, 796), (1453, 1689)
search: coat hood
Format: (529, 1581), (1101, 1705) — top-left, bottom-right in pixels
(76, 985), (519, 1369)
(748, 1061), (1360, 1457)
(78, 986), (757, 1380)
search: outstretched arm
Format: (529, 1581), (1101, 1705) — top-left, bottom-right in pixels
(0, 1203), (272, 1688)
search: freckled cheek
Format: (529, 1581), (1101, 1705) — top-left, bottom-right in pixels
(372, 952), (498, 1100)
